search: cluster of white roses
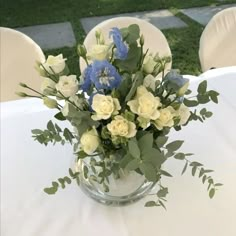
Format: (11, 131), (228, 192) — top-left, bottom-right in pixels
(36, 31), (191, 156)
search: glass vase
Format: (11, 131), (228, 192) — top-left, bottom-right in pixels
(76, 156), (155, 206)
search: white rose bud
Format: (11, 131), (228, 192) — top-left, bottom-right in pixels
(107, 115), (137, 138)
(154, 106), (175, 130)
(127, 86), (161, 120)
(42, 54), (66, 74)
(143, 74), (156, 91)
(91, 94), (121, 120)
(143, 55), (157, 74)
(80, 128), (100, 155)
(87, 44), (110, 61)
(176, 104), (191, 125)
(41, 77), (56, 95)
(56, 75), (79, 97)
(43, 97), (58, 109)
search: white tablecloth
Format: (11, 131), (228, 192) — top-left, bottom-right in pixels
(1, 67), (236, 236)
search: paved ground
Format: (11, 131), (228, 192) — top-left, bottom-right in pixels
(181, 4), (236, 25)
(16, 22), (76, 50)
(14, 4), (235, 50)
(80, 10), (187, 34)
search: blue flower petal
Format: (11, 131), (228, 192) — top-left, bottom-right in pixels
(81, 66), (92, 92)
(109, 27), (128, 60)
(90, 60), (122, 90)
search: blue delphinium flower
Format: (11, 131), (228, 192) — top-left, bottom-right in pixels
(109, 27), (128, 60)
(90, 60), (122, 90)
(81, 65), (92, 92)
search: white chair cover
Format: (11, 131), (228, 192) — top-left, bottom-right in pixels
(0, 27), (45, 102)
(80, 17), (172, 73)
(199, 7), (236, 72)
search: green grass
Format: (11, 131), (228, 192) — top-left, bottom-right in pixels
(1, 0), (236, 75)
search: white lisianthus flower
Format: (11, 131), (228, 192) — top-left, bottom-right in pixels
(143, 74), (156, 91)
(143, 55), (157, 74)
(107, 115), (137, 138)
(42, 54), (66, 74)
(91, 94), (121, 120)
(61, 95), (84, 117)
(127, 86), (161, 120)
(80, 128), (100, 155)
(176, 104), (191, 125)
(56, 75), (79, 97)
(154, 106), (176, 130)
(43, 97), (58, 109)
(87, 44), (110, 61)
(41, 77), (56, 95)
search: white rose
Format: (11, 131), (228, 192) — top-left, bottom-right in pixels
(154, 106), (175, 130)
(41, 77), (56, 95)
(107, 115), (137, 138)
(143, 55), (157, 74)
(61, 95), (84, 116)
(143, 74), (156, 91)
(42, 54), (66, 74)
(176, 104), (191, 125)
(80, 128), (100, 155)
(87, 44), (110, 61)
(91, 94), (121, 120)
(127, 86), (161, 120)
(56, 75), (79, 97)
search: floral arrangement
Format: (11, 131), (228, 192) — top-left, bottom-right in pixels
(18, 24), (222, 208)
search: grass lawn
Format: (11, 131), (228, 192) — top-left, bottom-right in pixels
(1, 0), (236, 75)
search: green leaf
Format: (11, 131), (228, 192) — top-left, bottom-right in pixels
(32, 129), (43, 135)
(44, 187), (57, 195)
(55, 123), (62, 133)
(166, 140), (184, 152)
(181, 161), (188, 175)
(63, 128), (74, 144)
(209, 188), (215, 199)
(198, 80), (207, 94)
(142, 148), (166, 167)
(208, 90), (219, 104)
(138, 133), (153, 152)
(128, 140), (140, 158)
(54, 112), (66, 121)
(120, 153), (133, 168)
(140, 162), (157, 182)
(183, 99), (199, 107)
(145, 201), (157, 207)
(125, 71), (143, 102)
(157, 187), (168, 198)
(160, 169), (173, 177)
(156, 136), (168, 147)
(192, 166), (197, 176)
(214, 183), (223, 187)
(202, 175), (207, 184)
(205, 111), (213, 118)
(174, 152), (185, 160)
(47, 121), (56, 134)
(158, 200), (167, 210)
(126, 159), (140, 171)
(190, 161), (203, 167)
(197, 94), (210, 104)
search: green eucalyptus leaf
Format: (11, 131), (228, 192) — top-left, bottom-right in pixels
(54, 112), (66, 121)
(126, 159), (140, 171)
(166, 140), (184, 152)
(181, 161), (188, 175)
(157, 187), (168, 198)
(138, 133), (153, 152)
(156, 136), (168, 147)
(140, 162), (157, 182)
(128, 140), (140, 158)
(197, 80), (207, 94)
(47, 120), (56, 134)
(183, 98), (199, 107)
(174, 152), (185, 160)
(209, 188), (215, 199)
(145, 201), (158, 207)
